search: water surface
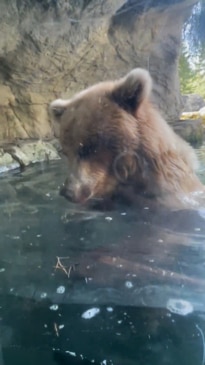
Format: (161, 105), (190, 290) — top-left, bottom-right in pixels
(1, 146), (205, 365)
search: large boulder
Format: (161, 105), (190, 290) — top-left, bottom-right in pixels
(0, 0), (198, 144)
(173, 119), (205, 145)
(182, 94), (205, 112)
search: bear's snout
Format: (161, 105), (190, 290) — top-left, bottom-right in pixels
(59, 183), (71, 199)
(60, 180), (92, 205)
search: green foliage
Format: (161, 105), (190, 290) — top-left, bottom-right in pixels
(179, 0), (205, 97)
(179, 47), (194, 95)
(179, 48), (205, 98)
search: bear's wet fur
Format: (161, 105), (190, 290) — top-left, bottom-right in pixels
(49, 68), (204, 210)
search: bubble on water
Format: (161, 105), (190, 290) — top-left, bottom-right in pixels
(0, 268), (5, 273)
(167, 299), (193, 316)
(125, 281), (133, 289)
(105, 216), (112, 221)
(106, 307), (113, 312)
(199, 208), (205, 220)
(49, 304), (59, 311)
(81, 307), (100, 319)
(40, 292), (47, 299)
(59, 324), (64, 330)
(56, 286), (65, 294)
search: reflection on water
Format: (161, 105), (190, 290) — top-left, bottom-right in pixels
(1, 145), (205, 364)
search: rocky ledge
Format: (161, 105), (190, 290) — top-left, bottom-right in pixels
(0, 139), (61, 173)
(0, 0), (202, 172)
(0, 0), (198, 141)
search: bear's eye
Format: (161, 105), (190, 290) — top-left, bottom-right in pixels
(78, 143), (97, 159)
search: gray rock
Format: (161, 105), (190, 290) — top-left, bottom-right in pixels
(181, 94), (205, 112)
(0, 140), (60, 172)
(0, 149), (19, 173)
(0, 0), (198, 143)
(173, 119), (205, 145)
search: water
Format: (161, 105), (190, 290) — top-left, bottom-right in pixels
(1, 147), (205, 365)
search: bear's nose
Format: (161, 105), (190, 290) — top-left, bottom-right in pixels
(78, 185), (92, 203)
(59, 183), (92, 204)
(59, 184), (73, 200)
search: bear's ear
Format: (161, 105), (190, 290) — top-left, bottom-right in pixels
(111, 68), (153, 114)
(49, 99), (69, 138)
(49, 99), (69, 121)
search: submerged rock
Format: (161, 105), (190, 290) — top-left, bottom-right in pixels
(0, 149), (18, 173)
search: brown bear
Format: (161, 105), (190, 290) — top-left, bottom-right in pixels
(49, 68), (205, 210)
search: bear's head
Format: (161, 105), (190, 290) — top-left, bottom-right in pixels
(49, 68), (202, 208)
(49, 68), (152, 205)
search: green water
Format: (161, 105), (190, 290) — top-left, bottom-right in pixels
(1, 145), (205, 365)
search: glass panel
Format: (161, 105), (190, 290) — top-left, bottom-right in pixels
(0, 1), (205, 364)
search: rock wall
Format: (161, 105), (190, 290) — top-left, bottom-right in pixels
(0, 0), (198, 144)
